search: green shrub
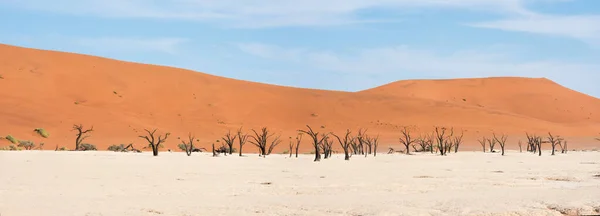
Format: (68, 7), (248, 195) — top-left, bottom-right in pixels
(1, 144), (22, 151)
(5, 135), (18, 144)
(78, 143), (97, 151)
(18, 140), (35, 150)
(34, 128), (50, 138)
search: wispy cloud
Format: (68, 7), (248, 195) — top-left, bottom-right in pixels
(468, 14), (600, 45)
(236, 42), (600, 94)
(73, 37), (189, 55)
(1, 0), (536, 28)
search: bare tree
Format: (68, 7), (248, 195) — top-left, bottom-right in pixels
(399, 126), (416, 155)
(434, 127), (452, 156)
(237, 127), (249, 157)
(356, 129), (367, 155)
(249, 127), (274, 157)
(294, 133), (303, 158)
(222, 130), (238, 155)
(487, 137), (497, 153)
(493, 133), (508, 156)
(453, 130), (464, 153)
(212, 143), (217, 157)
(299, 125), (329, 162)
(332, 130), (354, 160)
(139, 129), (170, 156)
(526, 133), (544, 156)
(288, 137), (294, 157)
(321, 134), (334, 159)
(72, 124), (93, 151)
(267, 134), (282, 155)
(561, 140), (568, 154)
(372, 135), (379, 157)
(518, 140), (523, 153)
(548, 132), (563, 156)
(181, 133), (195, 156)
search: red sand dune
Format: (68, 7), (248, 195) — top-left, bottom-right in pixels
(1, 43), (599, 152)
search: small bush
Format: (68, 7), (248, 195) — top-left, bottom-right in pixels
(18, 140), (36, 150)
(34, 128), (50, 138)
(78, 143), (97, 151)
(57, 146), (69, 151)
(5, 135), (18, 144)
(282, 150), (290, 154)
(0, 145), (22, 151)
(108, 144), (126, 152)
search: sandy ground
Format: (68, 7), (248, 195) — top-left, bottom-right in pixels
(1, 151), (599, 216)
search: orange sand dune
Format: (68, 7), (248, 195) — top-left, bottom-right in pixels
(0, 43), (599, 152)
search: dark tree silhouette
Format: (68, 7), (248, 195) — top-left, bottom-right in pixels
(295, 133), (303, 158)
(493, 133), (508, 156)
(288, 137), (294, 157)
(548, 132), (563, 156)
(526, 133), (544, 156)
(249, 127), (273, 157)
(72, 124), (93, 151)
(222, 130), (238, 155)
(267, 134), (282, 155)
(453, 130), (464, 153)
(372, 135), (379, 157)
(139, 129), (170, 156)
(332, 129), (354, 160)
(399, 126), (416, 155)
(486, 137), (497, 153)
(321, 134), (334, 159)
(237, 127), (249, 157)
(561, 140), (568, 154)
(299, 125), (329, 162)
(181, 132), (195, 156)
(356, 129), (367, 155)
(434, 127), (452, 156)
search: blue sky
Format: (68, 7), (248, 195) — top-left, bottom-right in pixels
(1, 0), (599, 97)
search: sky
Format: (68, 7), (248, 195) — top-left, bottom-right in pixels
(0, 0), (599, 97)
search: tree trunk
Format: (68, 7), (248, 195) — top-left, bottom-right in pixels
(314, 146), (321, 162)
(152, 145), (158, 156)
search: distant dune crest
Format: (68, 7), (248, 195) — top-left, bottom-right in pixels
(0, 43), (599, 151)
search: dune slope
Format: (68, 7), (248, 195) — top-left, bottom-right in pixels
(0, 44), (598, 151)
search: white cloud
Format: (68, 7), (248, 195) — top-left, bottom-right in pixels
(236, 43), (600, 95)
(469, 14), (600, 45)
(1, 0), (535, 27)
(73, 37), (189, 54)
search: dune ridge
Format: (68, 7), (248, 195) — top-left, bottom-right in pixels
(0, 43), (599, 152)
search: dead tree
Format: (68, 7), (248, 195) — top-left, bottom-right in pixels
(237, 127), (249, 157)
(139, 129), (170, 156)
(434, 127), (452, 156)
(267, 135), (282, 155)
(415, 134), (430, 152)
(288, 137), (294, 157)
(222, 130), (238, 155)
(295, 133), (303, 158)
(321, 135), (334, 159)
(518, 140), (523, 153)
(72, 124), (93, 151)
(299, 125), (328, 162)
(487, 137), (497, 153)
(181, 133), (196, 156)
(332, 130), (354, 160)
(249, 127), (273, 157)
(453, 130), (464, 153)
(526, 133), (538, 153)
(399, 126), (416, 155)
(212, 143), (217, 157)
(356, 129), (367, 155)
(493, 133), (508, 156)
(372, 135), (379, 157)
(561, 140), (568, 154)
(547, 132), (563, 156)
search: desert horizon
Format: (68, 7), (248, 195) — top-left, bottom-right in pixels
(1, 43), (599, 154)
